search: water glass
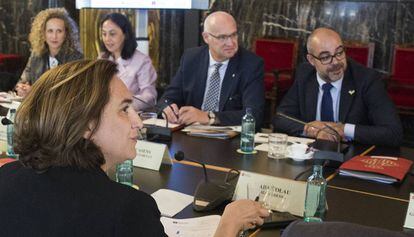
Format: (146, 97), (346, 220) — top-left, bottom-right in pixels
(140, 112), (157, 126)
(268, 133), (288, 159)
(116, 160), (133, 186)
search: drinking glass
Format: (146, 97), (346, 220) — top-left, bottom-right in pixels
(268, 133), (288, 159)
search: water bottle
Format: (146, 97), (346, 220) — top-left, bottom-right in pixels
(240, 108), (255, 153)
(116, 159), (133, 186)
(6, 109), (16, 158)
(304, 165), (327, 222)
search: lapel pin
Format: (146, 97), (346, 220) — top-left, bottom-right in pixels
(232, 73), (235, 78)
(348, 90), (355, 95)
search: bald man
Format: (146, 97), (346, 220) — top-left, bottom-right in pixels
(273, 28), (402, 147)
(159, 11), (264, 128)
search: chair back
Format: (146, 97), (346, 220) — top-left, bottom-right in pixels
(391, 46), (414, 85)
(344, 41), (375, 68)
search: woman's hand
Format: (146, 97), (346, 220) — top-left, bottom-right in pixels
(214, 199), (270, 237)
(15, 82), (32, 98)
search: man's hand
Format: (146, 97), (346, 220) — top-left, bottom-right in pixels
(324, 122), (345, 141)
(304, 121), (327, 138)
(178, 106), (209, 125)
(15, 82), (32, 98)
(304, 121), (345, 141)
(162, 103), (179, 123)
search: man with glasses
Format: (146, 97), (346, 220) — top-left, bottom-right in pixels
(160, 11), (264, 128)
(273, 27), (402, 146)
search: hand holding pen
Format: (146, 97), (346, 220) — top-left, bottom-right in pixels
(277, 112), (344, 141)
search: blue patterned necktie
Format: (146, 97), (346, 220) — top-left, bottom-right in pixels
(203, 63), (223, 111)
(321, 83), (334, 122)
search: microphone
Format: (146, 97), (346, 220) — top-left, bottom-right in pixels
(276, 112), (346, 166)
(132, 96), (172, 142)
(1, 117), (13, 125)
(174, 151), (239, 212)
(174, 151), (208, 182)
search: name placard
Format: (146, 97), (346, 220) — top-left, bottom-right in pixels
(133, 140), (172, 171)
(233, 170), (306, 216)
(404, 193), (414, 229)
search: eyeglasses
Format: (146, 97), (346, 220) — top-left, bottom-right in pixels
(208, 32), (238, 43)
(309, 47), (346, 65)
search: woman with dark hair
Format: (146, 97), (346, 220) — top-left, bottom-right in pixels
(100, 13), (157, 111)
(0, 59), (269, 236)
(16, 8), (83, 98)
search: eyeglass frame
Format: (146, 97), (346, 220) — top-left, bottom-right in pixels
(207, 31), (238, 43)
(308, 46), (346, 65)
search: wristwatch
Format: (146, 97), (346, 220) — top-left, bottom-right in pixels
(207, 111), (216, 125)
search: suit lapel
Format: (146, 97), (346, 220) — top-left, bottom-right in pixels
(219, 52), (240, 111)
(305, 74), (319, 121)
(339, 66), (355, 122)
(194, 48), (210, 108)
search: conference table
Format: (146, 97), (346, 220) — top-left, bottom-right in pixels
(116, 131), (413, 236)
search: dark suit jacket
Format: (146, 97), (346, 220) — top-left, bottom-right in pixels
(273, 59), (403, 147)
(0, 161), (167, 237)
(160, 45), (265, 128)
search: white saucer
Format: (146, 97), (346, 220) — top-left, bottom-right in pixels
(286, 152), (313, 161)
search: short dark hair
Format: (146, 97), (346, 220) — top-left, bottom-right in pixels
(100, 13), (137, 60)
(14, 59), (118, 171)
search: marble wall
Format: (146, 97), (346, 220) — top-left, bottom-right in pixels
(210, 0), (414, 72)
(0, 0), (76, 73)
(2, 1), (413, 83)
(0, 0), (46, 56)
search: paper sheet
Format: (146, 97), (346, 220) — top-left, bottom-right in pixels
(161, 215), (221, 237)
(151, 189), (193, 217)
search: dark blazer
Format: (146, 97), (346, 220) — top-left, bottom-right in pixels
(0, 161), (167, 237)
(20, 49), (83, 85)
(160, 45), (265, 128)
(273, 59), (403, 147)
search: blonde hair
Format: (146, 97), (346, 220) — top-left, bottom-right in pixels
(29, 8), (81, 56)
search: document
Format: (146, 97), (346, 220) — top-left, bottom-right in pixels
(160, 215), (221, 237)
(143, 118), (182, 130)
(151, 189), (193, 217)
(182, 125), (241, 139)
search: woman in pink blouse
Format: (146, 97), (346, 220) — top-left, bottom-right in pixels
(99, 13), (157, 111)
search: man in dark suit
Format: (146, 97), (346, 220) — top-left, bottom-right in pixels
(160, 11), (265, 127)
(273, 28), (402, 147)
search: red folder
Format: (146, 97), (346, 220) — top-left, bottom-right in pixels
(339, 156), (413, 183)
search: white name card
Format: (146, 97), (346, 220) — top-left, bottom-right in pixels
(233, 170), (306, 217)
(404, 193), (414, 229)
(133, 140), (172, 171)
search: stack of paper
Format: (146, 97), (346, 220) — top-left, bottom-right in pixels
(182, 125), (241, 139)
(143, 118), (183, 131)
(339, 170), (397, 184)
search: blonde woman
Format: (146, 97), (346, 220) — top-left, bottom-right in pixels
(16, 8), (83, 97)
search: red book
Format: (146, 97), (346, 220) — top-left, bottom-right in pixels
(339, 156), (413, 184)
